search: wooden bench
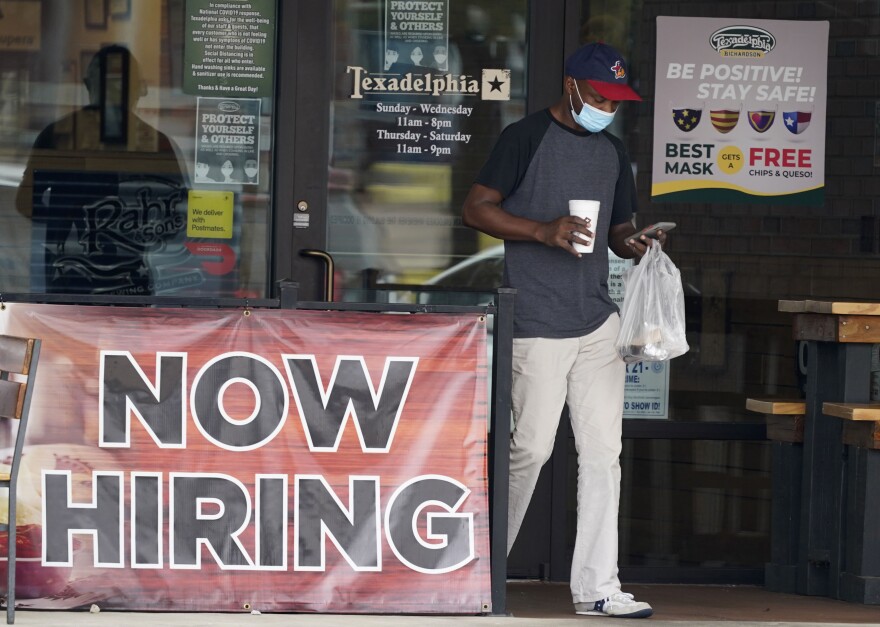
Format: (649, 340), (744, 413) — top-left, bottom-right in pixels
(822, 402), (880, 450)
(746, 397), (806, 443)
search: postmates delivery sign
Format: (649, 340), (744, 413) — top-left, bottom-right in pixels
(651, 17), (829, 206)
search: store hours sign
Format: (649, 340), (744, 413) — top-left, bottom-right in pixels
(346, 3), (511, 164)
(345, 65), (511, 161)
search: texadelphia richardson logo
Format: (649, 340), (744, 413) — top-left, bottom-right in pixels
(347, 65), (511, 100)
(709, 25), (776, 58)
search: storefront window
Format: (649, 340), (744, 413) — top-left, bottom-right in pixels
(0, 0), (275, 297)
(617, 439), (770, 570)
(327, 0), (527, 298)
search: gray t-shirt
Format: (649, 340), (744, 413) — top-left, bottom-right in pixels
(475, 109), (636, 338)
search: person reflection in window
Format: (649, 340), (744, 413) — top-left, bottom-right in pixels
(16, 45), (189, 296)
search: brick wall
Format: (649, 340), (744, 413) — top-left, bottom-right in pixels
(627, 0), (879, 406)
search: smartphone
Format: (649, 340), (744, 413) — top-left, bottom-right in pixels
(632, 221), (677, 240)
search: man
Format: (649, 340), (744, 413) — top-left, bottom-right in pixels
(462, 42), (666, 619)
(16, 45), (189, 295)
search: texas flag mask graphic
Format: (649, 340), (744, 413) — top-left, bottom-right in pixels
(783, 110), (812, 135)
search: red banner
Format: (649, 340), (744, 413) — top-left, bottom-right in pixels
(0, 303), (490, 613)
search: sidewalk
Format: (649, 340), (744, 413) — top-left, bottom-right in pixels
(6, 582), (880, 626)
(5, 614), (879, 627)
(508, 582), (880, 624)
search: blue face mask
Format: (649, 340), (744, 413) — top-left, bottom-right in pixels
(570, 83), (616, 133)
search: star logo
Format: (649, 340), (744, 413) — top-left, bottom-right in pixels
(481, 69), (511, 100)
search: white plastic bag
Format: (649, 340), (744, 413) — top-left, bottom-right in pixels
(615, 242), (689, 363)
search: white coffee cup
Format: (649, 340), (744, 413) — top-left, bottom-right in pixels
(568, 200), (600, 253)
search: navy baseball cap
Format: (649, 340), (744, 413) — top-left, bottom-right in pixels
(564, 42), (641, 102)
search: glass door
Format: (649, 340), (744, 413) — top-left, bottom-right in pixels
(278, 0), (528, 303)
(1, 0), (278, 299)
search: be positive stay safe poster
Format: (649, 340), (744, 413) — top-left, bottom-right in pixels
(651, 17), (829, 205)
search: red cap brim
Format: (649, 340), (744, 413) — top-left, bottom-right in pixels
(588, 79), (642, 102)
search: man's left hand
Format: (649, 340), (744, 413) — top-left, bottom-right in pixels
(626, 229), (667, 258)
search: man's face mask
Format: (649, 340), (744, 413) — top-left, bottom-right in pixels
(569, 82), (616, 133)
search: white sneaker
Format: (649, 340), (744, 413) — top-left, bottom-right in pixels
(575, 592), (653, 618)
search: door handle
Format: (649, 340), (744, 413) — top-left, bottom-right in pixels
(300, 249), (335, 302)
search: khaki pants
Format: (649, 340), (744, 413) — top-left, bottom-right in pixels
(507, 314), (625, 603)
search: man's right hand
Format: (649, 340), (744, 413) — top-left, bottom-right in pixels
(537, 215), (594, 257)
(463, 184), (594, 256)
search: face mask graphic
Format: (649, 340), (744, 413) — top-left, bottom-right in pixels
(748, 108), (776, 133)
(569, 83), (615, 133)
(710, 107), (739, 134)
(782, 110), (811, 135)
(672, 107), (703, 132)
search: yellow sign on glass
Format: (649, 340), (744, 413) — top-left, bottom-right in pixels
(187, 190), (234, 239)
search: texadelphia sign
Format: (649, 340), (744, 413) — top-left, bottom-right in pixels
(0, 304), (490, 612)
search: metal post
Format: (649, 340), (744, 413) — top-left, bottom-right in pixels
(799, 340), (842, 597)
(489, 287), (515, 615)
(799, 340), (871, 598)
(834, 342), (873, 603)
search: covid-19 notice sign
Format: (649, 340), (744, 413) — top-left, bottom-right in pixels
(651, 17), (829, 206)
(183, 0), (276, 97)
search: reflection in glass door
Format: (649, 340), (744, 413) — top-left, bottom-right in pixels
(0, 0), (276, 298)
(326, 1), (527, 301)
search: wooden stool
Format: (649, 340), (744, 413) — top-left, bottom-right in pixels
(823, 403), (880, 450)
(746, 398), (805, 443)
